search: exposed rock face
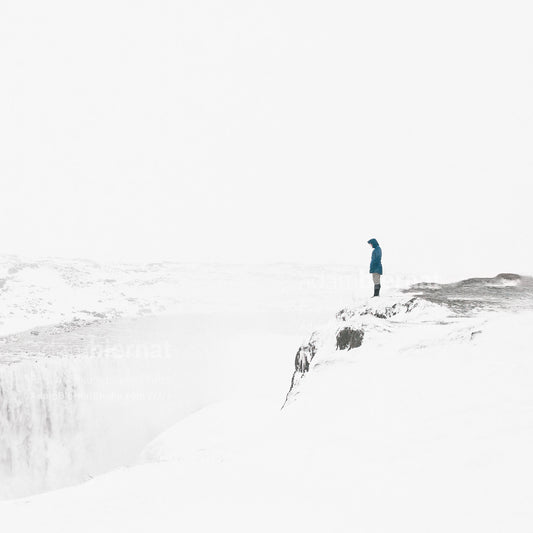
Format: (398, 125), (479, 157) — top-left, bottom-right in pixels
(337, 297), (419, 321)
(497, 273), (521, 281)
(359, 298), (419, 319)
(284, 333), (319, 404)
(335, 308), (356, 322)
(284, 323), (366, 406)
(336, 328), (364, 350)
(294, 333), (318, 374)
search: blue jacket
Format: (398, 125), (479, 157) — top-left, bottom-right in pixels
(368, 238), (383, 275)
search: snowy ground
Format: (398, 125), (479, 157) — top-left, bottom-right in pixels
(1, 258), (532, 532)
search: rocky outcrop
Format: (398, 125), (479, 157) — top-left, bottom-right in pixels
(336, 327), (364, 350)
(336, 297), (419, 321)
(283, 297), (424, 407)
(284, 333), (319, 404)
(496, 273), (522, 281)
(293, 332), (318, 374)
(284, 274), (532, 407)
(284, 322), (366, 407)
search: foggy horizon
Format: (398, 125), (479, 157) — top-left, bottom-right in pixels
(1, 1), (531, 277)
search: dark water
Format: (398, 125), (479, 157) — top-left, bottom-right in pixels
(403, 273), (533, 315)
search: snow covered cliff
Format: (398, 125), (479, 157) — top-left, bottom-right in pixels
(1, 273), (532, 532)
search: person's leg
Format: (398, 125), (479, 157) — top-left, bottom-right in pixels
(372, 273), (381, 296)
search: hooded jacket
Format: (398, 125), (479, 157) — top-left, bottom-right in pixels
(368, 239), (383, 275)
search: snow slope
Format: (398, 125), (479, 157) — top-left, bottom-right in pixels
(2, 277), (532, 532)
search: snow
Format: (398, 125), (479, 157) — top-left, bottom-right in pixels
(1, 266), (532, 531)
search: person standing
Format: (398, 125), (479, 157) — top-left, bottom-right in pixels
(367, 238), (383, 297)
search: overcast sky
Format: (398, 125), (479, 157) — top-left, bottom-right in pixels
(1, 1), (531, 277)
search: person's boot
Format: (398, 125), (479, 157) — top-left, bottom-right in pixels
(376, 284), (381, 296)
(372, 284), (380, 297)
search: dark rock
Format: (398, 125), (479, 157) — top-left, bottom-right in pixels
(496, 273), (521, 281)
(359, 297), (419, 319)
(336, 308), (355, 322)
(283, 334), (319, 405)
(336, 327), (364, 350)
(404, 282), (441, 291)
(294, 336), (318, 374)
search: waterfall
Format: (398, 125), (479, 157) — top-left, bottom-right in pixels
(0, 357), (88, 498)
(0, 315), (215, 500)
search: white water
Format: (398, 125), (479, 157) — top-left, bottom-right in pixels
(0, 358), (85, 497)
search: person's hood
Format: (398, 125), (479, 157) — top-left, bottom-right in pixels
(367, 238), (379, 248)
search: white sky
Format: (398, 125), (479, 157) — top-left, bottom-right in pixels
(1, 1), (531, 277)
